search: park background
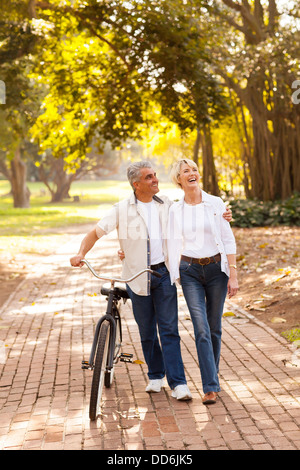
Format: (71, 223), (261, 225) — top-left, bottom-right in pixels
(0, 1), (299, 345)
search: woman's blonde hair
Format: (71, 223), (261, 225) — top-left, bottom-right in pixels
(170, 158), (199, 188)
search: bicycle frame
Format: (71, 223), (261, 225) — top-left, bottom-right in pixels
(80, 259), (161, 371)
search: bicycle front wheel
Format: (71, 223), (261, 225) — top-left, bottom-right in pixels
(104, 312), (121, 388)
(89, 320), (110, 421)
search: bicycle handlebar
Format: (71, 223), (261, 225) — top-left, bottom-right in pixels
(80, 259), (162, 283)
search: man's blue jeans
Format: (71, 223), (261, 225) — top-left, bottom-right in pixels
(179, 258), (228, 394)
(126, 264), (187, 390)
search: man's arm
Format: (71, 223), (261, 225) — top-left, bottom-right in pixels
(70, 227), (106, 267)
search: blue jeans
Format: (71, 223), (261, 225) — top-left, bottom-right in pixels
(180, 258), (228, 394)
(126, 264), (187, 390)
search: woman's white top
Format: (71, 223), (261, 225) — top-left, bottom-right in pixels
(167, 190), (236, 284)
(181, 202), (220, 258)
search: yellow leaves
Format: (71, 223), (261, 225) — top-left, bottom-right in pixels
(259, 243), (268, 249)
(260, 293), (273, 299)
(87, 293), (97, 297)
(133, 359), (145, 365)
(275, 268), (291, 282)
(223, 311), (235, 317)
(247, 304), (266, 312)
(245, 293), (276, 312)
(262, 267), (293, 286)
(271, 317), (286, 324)
(143, 121), (188, 167)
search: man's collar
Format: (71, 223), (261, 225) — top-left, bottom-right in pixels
(153, 194), (164, 204)
(130, 192), (164, 204)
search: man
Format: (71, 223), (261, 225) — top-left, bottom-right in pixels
(70, 161), (231, 401)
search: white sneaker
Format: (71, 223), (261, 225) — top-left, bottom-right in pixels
(145, 378), (165, 393)
(171, 384), (192, 401)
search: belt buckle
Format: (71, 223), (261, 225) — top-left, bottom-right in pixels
(198, 257), (210, 266)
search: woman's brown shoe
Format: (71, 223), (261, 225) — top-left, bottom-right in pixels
(202, 392), (218, 405)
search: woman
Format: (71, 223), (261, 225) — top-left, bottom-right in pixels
(168, 158), (238, 405)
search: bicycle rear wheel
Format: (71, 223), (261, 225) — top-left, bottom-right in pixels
(89, 320), (110, 421)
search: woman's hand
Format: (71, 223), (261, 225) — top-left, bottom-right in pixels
(227, 276), (239, 298)
(223, 206), (232, 222)
(118, 249), (125, 260)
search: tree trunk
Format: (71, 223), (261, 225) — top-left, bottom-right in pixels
(272, 110), (300, 200)
(51, 159), (75, 202)
(38, 158), (76, 203)
(242, 77), (275, 200)
(50, 180), (71, 202)
(10, 147), (30, 208)
(231, 96), (252, 198)
(218, 0), (300, 201)
(193, 127), (201, 167)
(201, 124), (220, 196)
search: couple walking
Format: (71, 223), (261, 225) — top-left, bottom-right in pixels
(70, 160), (238, 405)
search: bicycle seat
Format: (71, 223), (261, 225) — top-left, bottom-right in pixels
(101, 283), (129, 299)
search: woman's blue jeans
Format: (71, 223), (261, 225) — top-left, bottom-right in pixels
(126, 264), (187, 390)
(180, 258), (228, 394)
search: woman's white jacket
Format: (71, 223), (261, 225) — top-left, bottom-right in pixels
(167, 190), (236, 285)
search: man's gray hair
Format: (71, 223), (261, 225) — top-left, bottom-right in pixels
(127, 161), (153, 190)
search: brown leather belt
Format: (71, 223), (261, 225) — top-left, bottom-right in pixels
(181, 253), (221, 266)
(150, 261), (165, 270)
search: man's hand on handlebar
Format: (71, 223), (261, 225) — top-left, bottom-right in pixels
(70, 254), (85, 267)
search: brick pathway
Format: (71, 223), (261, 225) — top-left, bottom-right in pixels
(0, 232), (299, 450)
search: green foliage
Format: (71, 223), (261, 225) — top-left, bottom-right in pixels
(229, 193), (300, 228)
(29, 0), (230, 169)
(1, 0), (300, 204)
(281, 329), (300, 345)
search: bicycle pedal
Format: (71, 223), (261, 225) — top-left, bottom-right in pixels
(81, 360), (93, 370)
(119, 353), (133, 363)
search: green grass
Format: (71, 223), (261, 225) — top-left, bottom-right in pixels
(0, 179), (175, 235)
(0, 179), (174, 254)
(0, 180), (133, 237)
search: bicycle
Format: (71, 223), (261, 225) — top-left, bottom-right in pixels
(79, 259), (161, 421)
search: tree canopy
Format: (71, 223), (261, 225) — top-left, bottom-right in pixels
(1, 0), (299, 204)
